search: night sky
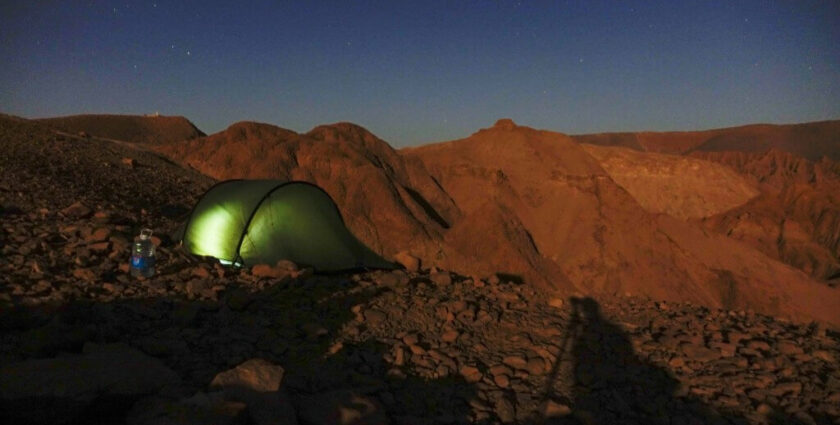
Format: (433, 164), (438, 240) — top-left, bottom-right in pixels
(1, 1), (838, 146)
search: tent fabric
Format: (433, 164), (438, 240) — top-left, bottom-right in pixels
(181, 180), (395, 272)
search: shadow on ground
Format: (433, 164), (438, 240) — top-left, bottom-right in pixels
(533, 297), (827, 425)
(1, 279), (827, 424)
(0, 269), (480, 424)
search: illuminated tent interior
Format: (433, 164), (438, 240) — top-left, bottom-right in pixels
(180, 180), (395, 272)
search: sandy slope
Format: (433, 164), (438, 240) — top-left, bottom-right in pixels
(581, 144), (759, 220)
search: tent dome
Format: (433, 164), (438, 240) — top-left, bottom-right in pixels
(181, 180), (395, 271)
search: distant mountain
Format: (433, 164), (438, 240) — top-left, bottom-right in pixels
(578, 141), (840, 284)
(571, 120), (840, 161)
(691, 150), (840, 283)
(35, 114), (205, 144)
(403, 119), (838, 325)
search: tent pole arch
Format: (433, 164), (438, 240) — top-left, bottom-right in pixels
(231, 180), (356, 266)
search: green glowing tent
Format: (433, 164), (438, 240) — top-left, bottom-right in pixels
(180, 180), (395, 271)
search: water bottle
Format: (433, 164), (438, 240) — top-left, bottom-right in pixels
(130, 228), (156, 278)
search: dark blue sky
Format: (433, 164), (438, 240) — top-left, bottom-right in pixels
(2, 1), (838, 146)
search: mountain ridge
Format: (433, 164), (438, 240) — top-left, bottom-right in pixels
(571, 119), (840, 160)
(34, 113), (205, 145)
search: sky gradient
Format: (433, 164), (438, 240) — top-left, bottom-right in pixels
(1, 1), (838, 146)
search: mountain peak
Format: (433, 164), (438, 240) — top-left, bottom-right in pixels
(306, 122), (377, 142)
(221, 121), (297, 141)
(225, 120), (292, 132)
(493, 118), (517, 130)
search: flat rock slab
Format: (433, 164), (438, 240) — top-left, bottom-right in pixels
(0, 342), (181, 424)
(296, 390), (389, 425)
(126, 394), (249, 425)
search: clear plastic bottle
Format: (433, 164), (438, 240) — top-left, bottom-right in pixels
(130, 228), (156, 278)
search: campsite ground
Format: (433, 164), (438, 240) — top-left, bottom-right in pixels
(1, 114), (839, 424)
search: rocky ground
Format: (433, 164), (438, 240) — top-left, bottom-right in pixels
(1, 116), (839, 424)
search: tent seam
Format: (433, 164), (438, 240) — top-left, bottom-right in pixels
(181, 179), (244, 253)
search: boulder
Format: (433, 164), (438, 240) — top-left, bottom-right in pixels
(776, 341), (804, 356)
(209, 359), (297, 425)
(364, 309), (387, 326)
(60, 201), (92, 218)
(493, 395), (516, 423)
(547, 297), (564, 308)
(393, 251), (420, 272)
(251, 260), (298, 279)
(680, 343), (721, 362)
(502, 355), (528, 370)
(441, 329), (460, 343)
(430, 271), (452, 286)
(543, 400), (572, 418)
(458, 365), (483, 383)
(210, 359), (284, 393)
